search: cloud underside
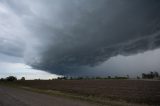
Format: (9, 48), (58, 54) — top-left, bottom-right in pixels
(31, 32), (160, 75)
(1, 0), (160, 75)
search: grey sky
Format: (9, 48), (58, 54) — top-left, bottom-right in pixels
(0, 0), (160, 78)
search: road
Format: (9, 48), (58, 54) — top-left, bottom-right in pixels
(0, 85), (97, 106)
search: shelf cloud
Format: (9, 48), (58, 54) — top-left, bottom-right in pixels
(0, 0), (160, 76)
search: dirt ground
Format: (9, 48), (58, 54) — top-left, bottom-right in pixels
(0, 85), (97, 106)
(13, 80), (160, 105)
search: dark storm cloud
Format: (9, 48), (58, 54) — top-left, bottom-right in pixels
(1, 0), (160, 75)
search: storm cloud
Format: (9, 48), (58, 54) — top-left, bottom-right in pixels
(1, 0), (160, 76)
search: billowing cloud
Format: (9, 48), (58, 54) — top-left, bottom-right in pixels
(0, 0), (160, 76)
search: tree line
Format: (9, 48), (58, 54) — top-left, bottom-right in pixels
(0, 76), (25, 81)
(0, 72), (159, 81)
(142, 71), (159, 79)
(56, 75), (129, 80)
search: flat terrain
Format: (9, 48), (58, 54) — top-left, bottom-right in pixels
(0, 85), (96, 106)
(0, 80), (159, 106)
(12, 80), (160, 105)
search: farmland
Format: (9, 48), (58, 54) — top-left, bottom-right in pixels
(6, 79), (160, 105)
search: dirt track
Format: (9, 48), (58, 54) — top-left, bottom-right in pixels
(0, 85), (96, 106)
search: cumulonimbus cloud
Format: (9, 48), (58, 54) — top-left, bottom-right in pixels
(1, 0), (160, 75)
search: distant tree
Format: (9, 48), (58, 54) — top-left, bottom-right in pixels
(77, 77), (83, 80)
(52, 78), (55, 80)
(21, 77), (25, 81)
(57, 77), (67, 80)
(96, 77), (101, 79)
(70, 77), (73, 80)
(142, 73), (145, 79)
(108, 76), (111, 79)
(150, 72), (154, 79)
(6, 76), (17, 81)
(0, 78), (4, 81)
(57, 77), (61, 80)
(142, 71), (159, 79)
(62, 76), (68, 80)
(154, 72), (159, 78)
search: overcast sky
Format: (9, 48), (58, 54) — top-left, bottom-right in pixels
(0, 0), (160, 79)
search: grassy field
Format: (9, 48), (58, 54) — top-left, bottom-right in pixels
(1, 79), (160, 105)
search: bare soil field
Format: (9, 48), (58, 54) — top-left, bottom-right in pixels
(3, 80), (160, 105)
(0, 85), (97, 106)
